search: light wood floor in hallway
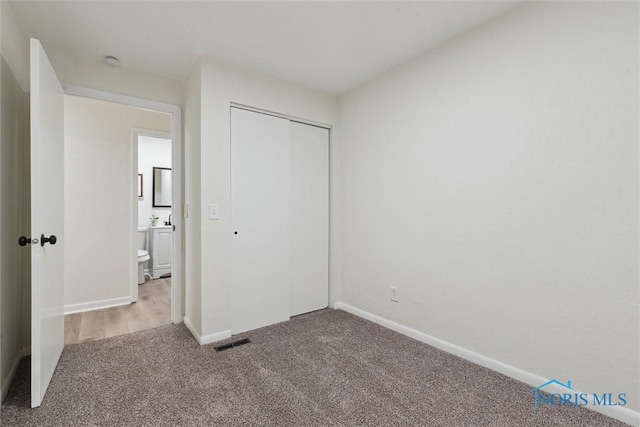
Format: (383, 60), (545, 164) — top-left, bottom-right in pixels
(64, 278), (171, 345)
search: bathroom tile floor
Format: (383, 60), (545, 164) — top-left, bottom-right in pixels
(64, 277), (171, 345)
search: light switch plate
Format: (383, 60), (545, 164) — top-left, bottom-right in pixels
(391, 286), (399, 302)
(208, 203), (220, 220)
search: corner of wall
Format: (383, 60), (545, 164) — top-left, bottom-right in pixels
(328, 123), (342, 307)
(183, 59), (202, 335)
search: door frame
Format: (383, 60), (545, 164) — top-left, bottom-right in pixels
(64, 84), (183, 324)
(131, 128), (172, 303)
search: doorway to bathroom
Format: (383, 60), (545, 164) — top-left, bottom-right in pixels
(62, 86), (183, 345)
(133, 130), (173, 303)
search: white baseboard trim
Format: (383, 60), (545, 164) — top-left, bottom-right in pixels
(334, 302), (640, 427)
(1, 350), (23, 403)
(200, 330), (232, 345)
(183, 317), (231, 345)
(64, 296), (132, 315)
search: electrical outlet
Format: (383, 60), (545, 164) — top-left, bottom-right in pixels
(390, 286), (399, 302)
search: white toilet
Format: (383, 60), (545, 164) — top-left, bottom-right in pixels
(137, 227), (151, 284)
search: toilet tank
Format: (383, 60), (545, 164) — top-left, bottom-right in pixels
(137, 227), (148, 250)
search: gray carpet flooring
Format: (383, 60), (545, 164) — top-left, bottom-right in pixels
(0, 309), (628, 426)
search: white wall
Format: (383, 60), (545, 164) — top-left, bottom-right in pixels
(138, 135), (171, 227)
(0, 0), (30, 402)
(184, 62), (202, 335)
(0, 55), (24, 401)
(338, 1), (639, 413)
(64, 95), (171, 309)
(188, 58), (338, 337)
(0, 1), (28, 92)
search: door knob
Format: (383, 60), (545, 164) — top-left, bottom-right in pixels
(40, 234), (57, 246)
(18, 236), (39, 246)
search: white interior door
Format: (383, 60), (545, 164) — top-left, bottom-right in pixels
(290, 122), (329, 316)
(231, 108), (291, 334)
(30, 38), (65, 408)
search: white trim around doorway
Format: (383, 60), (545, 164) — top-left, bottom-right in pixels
(132, 128), (172, 304)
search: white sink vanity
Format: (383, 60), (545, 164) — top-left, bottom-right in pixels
(149, 225), (173, 279)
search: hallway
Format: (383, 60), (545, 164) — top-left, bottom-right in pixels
(64, 278), (171, 345)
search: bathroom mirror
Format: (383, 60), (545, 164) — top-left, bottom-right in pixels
(152, 167), (172, 207)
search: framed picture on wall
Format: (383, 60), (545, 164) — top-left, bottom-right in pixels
(138, 173), (143, 198)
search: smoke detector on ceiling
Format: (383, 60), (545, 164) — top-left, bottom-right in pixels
(104, 56), (120, 67)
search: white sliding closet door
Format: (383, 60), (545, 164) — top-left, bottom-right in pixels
(231, 108), (291, 334)
(290, 122), (329, 316)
